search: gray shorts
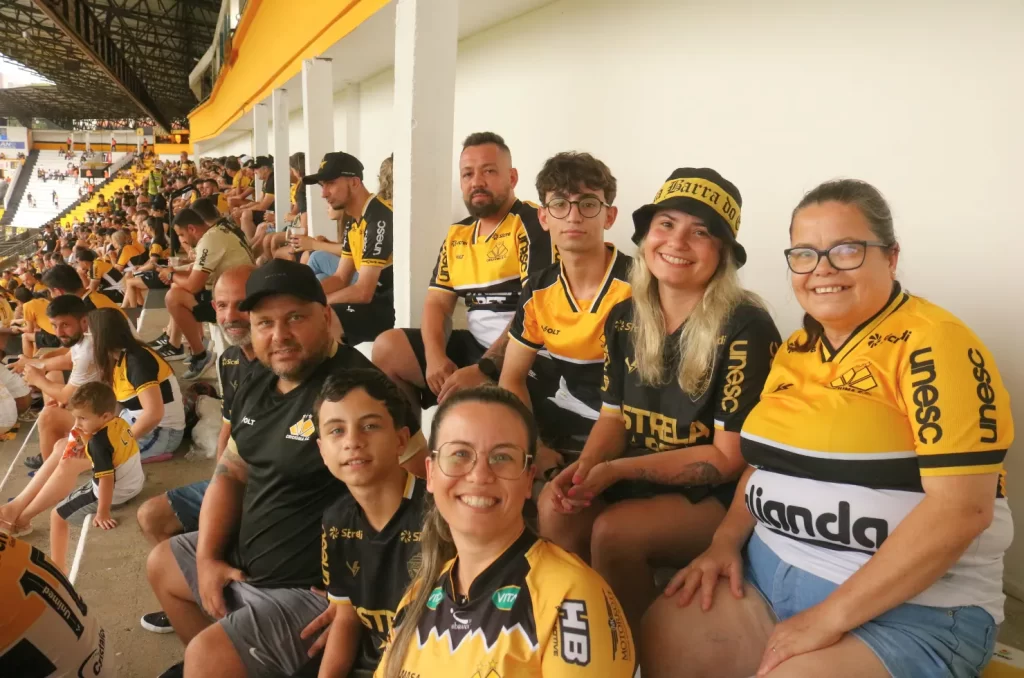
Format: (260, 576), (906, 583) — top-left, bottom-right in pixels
(55, 482), (99, 522)
(169, 531), (328, 677)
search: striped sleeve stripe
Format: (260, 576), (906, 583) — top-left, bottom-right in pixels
(328, 594), (352, 606)
(508, 333), (542, 352)
(921, 464), (1005, 478)
(917, 449), (1007, 469)
(600, 403), (621, 413)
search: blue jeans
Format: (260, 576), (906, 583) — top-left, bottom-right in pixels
(121, 410), (185, 461)
(744, 532), (998, 678)
(308, 251), (341, 281)
(166, 480), (209, 533)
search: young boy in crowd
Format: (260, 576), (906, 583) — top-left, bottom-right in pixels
(51, 382), (143, 573)
(306, 369), (426, 676)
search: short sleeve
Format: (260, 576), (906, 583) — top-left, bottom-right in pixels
(195, 231), (224, 275)
(361, 201), (393, 268)
(88, 431), (116, 479)
(125, 349), (161, 393)
(541, 575), (636, 677)
(117, 248), (133, 266)
(429, 239), (454, 292)
(508, 279), (543, 351)
(712, 308), (781, 432)
(899, 322), (1014, 477)
(600, 305), (629, 413)
(340, 221), (355, 259)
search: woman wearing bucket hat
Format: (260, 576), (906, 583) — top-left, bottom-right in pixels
(540, 168), (781, 632)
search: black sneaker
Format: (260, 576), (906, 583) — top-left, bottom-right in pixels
(157, 661), (184, 678)
(23, 454), (42, 470)
(140, 610), (174, 634)
(147, 332), (170, 348)
(156, 342), (186, 362)
(183, 351), (214, 380)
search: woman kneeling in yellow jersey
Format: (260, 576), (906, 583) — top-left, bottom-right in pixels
(376, 386), (636, 678)
(642, 180), (1014, 678)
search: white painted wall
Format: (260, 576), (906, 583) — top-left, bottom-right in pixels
(200, 0), (1024, 591)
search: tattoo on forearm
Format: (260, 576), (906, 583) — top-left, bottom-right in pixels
(483, 333), (510, 368)
(637, 461), (723, 487)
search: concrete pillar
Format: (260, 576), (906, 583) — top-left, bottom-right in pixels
(339, 84), (360, 159)
(301, 57), (335, 239)
(271, 88), (291, 221)
(392, 0), (459, 327)
(252, 102), (270, 200)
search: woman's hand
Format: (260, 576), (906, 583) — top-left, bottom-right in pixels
(568, 460), (620, 501)
(548, 461), (590, 514)
(755, 604), (845, 676)
(662, 537), (745, 612)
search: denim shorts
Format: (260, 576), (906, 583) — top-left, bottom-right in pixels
(166, 480), (209, 533)
(744, 532), (998, 678)
(121, 410), (185, 462)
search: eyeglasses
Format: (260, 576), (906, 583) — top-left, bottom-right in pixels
(543, 197), (610, 219)
(784, 241), (891, 274)
(432, 442), (532, 480)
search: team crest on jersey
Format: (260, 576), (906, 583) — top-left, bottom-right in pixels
(487, 242), (509, 262)
(829, 365), (878, 393)
(407, 553), (423, 579)
(286, 414), (315, 441)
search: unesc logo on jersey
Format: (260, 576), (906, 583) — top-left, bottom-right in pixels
(286, 414), (315, 441)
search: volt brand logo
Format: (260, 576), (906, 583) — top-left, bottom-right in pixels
(745, 483), (889, 551)
(909, 348), (942, 443)
(491, 586), (520, 611)
(242, 416), (257, 426)
(559, 600), (591, 666)
(541, 325), (560, 336)
(968, 348), (998, 443)
(720, 340), (748, 413)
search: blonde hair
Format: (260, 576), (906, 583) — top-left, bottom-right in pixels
(629, 241), (763, 395)
(378, 154), (394, 202)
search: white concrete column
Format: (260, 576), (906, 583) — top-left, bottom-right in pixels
(301, 57), (335, 239)
(252, 102), (270, 200)
(271, 88), (291, 220)
(392, 0), (459, 327)
(339, 84), (360, 159)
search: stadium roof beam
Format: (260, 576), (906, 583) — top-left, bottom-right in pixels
(29, 0), (172, 131)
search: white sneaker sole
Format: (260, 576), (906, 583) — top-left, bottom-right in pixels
(140, 617), (175, 634)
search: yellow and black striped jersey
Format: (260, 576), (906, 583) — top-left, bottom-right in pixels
(91, 258), (123, 289)
(85, 417), (143, 504)
(429, 200), (556, 348)
(602, 300), (780, 454)
(741, 286), (1014, 621)
(22, 298), (54, 335)
(376, 531), (635, 678)
(112, 345), (186, 431)
(0, 532), (114, 676)
(116, 243), (147, 268)
(149, 242), (167, 260)
(322, 474), (426, 670)
(341, 195), (395, 303)
(82, 291), (128, 320)
(510, 246), (632, 435)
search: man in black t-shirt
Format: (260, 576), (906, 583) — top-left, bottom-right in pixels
(147, 259), (425, 678)
(302, 369), (426, 674)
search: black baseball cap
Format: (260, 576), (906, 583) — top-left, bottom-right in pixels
(239, 258), (327, 311)
(252, 155), (273, 170)
(302, 151), (363, 185)
(631, 167), (747, 267)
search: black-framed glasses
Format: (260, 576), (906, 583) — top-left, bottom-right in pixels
(543, 197), (609, 219)
(432, 442), (533, 480)
(784, 241), (891, 274)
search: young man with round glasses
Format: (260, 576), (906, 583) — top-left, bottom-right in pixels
(499, 152), (631, 475)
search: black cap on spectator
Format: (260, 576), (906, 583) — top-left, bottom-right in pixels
(302, 152), (363, 185)
(239, 259), (327, 311)
(253, 155), (273, 169)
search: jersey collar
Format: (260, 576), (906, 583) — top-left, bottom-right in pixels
(443, 527), (536, 604)
(472, 199), (521, 244)
(819, 282), (908, 363)
(558, 244), (618, 314)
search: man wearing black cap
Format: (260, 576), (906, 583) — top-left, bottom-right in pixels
(235, 156), (275, 248)
(147, 259), (425, 678)
(303, 151), (398, 346)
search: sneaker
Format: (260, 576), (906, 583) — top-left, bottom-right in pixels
(156, 342), (186, 362)
(157, 661), (184, 678)
(147, 331), (170, 347)
(23, 454), (42, 470)
(183, 351), (214, 380)
(140, 610), (175, 634)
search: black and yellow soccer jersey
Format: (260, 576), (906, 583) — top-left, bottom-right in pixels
(82, 291), (128, 320)
(376, 531), (635, 678)
(429, 200), (556, 348)
(0, 295), (13, 327)
(85, 417), (143, 503)
(509, 246), (632, 450)
(91, 259), (123, 289)
(112, 345), (186, 431)
(22, 298), (54, 335)
(740, 286), (1014, 622)
(149, 242), (167, 261)
(219, 345), (257, 423)
(340, 195), (395, 302)
(322, 473), (426, 670)
(116, 243), (147, 268)
(601, 299), (780, 454)
(31, 282), (47, 295)
(0, 532), (114, 677)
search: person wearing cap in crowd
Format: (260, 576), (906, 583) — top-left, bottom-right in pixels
(302, 151), (399, 348)
(234, 156), (276, 252)
(146, 259), (425, 678)
(541, 168), (780, 633)
(151, 202), (254, 380)
(224, 156), (255, 210)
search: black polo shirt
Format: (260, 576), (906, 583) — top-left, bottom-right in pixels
(229, 344), (420, 588)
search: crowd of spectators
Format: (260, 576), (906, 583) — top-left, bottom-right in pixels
(0, 137), (1015, 678)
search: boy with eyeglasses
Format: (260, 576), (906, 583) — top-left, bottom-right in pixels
(499, 152), (632, 474)
(305, 370), (426, 676)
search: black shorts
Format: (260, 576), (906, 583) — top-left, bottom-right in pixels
(603, 477), (738, 508)
(331, 302), (395, 346)
(191, 289), (215, 323)
(35, 328), (61, 349)
(138, 270), (169, 289)
(403, 329), (488, 409)
(99, 288), (124, 304)
(252, 210), (267, 226)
